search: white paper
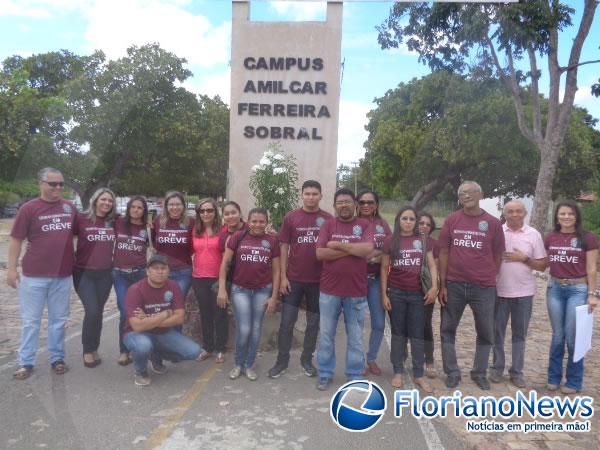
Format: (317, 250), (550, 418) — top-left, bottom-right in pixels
(574, 305), (594, 363)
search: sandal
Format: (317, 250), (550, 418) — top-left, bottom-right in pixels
(414, 377), (433, 394)
(390, 373), (403, 388)
(215, 352), (225, 364)
(196, 351), (212, 362)
(13, 365), (34, 380)
(118, 353), (131, 366)
(51, 360), (69, 375)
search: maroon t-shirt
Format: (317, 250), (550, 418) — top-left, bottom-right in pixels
(367, 217), (392, 275)
(438, 209), (505, 287)
(383, 235), (434, 292)
(74, 213), (115, 270)
(278, 208), (333, 283)
(113, 217), (148, 269)
(10, 197), (76, 277)
(151, 217), (195, 270)
(317, 217), (374, 297)
(124, 278), (184, 335)
(545, 231), (599, 279)
(218, 222), (248, 252)
(227, 232), (280, 289)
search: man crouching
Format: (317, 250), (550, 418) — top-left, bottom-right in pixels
(124, 254), (202, 386)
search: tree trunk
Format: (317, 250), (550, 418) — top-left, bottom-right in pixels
(530, 140), (561, 232)
(410, 173), (461, 211)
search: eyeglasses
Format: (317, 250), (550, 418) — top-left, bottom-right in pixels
(167, 203), (183, 207)
(42, 181), (65, 188)
(198, 208), (215, 214)
(335, 200), (354, 206)
(358, 200), (376, 206)
(458, 189), (480, 197)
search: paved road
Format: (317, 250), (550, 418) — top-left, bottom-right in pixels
(0, 314), (466, 450)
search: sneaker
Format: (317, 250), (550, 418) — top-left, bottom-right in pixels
(245, 367), (258, 381)
(134, 373), (151, 386)
(268, 362), (287, 379)
(488, 370), (503, 383)
(317, 377), (333, 391)
(445, 375), (461, 388)
(471, 376), (491, 391)
(510, 375), (526, 389)
(229, 366), (242, 380)
(300, 360), (317, 378)
(149, 357), (168, 375)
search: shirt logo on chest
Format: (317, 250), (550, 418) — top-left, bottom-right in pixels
(571, 238), (579, 248)
(413, 240), (422, 250)
(352, 225), (363, 236)
(164, 291), (173, 303)
(316, 217), (325, 228)
(376, 225), (384, 234)
(261, 239), (271, 249)
(63, 204), (72, 214)
(478, 221), (489, 232)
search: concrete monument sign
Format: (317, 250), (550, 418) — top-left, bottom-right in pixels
(228, 0), (343, 213)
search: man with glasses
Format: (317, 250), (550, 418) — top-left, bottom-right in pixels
(314, 188), (374, 390)
(269, 180), (333, 379)
(7, 167), (77, 379)
(438, 181), (505, 390)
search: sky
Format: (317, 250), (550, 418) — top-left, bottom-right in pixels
(1, 0), (599, 165)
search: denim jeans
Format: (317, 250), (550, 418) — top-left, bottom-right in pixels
(73, 267), (113, 354)
(492, 295), (533, 378)
(123, 329), (201, 375)
(230, 283), (272, 368)
(366, 276), (385, 363)
(276, 281), (320, 366)
(18, 276), (71, 366)
(440, 282), (495, 378)
(192, 277), (228, 353)
(112, 267), (146, 353)
(424, 303), (435, 364)
(388, 288), (426, 378)
(169, 266), (193, 300)
(317, 293), (367, 380)
(547, 281), (588, 390)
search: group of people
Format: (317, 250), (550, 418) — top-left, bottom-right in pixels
(6, 168), (599, 395)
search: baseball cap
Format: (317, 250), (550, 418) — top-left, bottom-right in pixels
(147, 254), (170, 268)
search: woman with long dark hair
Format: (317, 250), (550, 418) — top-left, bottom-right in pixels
(356, 190), (391, 376)
(112, 195), (149, 365)
(217, 208), (280, 381)
(380, 206), (438, 392)
(152, 191), (194, 299)
(73, 188), (117, 368)
(545, 200), (598, 394)
(219, 201), (246, 252)
(192, 198), (228, 364)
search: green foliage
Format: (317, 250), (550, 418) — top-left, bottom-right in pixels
(582, 177), (600, 236)
(0, 179), (39, 207)
(249, 144), (299, 230)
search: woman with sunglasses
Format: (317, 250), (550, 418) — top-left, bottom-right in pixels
(217, 208), (280, 381)
(73, 188), (117, 368)
(112, 196), (149, 366)
(192, 198), (228, 364)
(417, 212), (439, 379)
(356, 190), (391, 376)
(152, 191), (195, 300)
(545, 200), (598, 394)
(381, 206), (438, 392)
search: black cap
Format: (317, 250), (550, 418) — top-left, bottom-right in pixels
(147, 254), (169, 268)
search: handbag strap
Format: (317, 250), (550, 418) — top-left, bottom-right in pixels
(421, 235), (428, 269)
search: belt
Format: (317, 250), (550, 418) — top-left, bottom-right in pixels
(114, 266), (145, 273)
(551, 276), (587, 286)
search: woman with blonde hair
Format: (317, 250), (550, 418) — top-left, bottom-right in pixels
(73, 187), (117, 368)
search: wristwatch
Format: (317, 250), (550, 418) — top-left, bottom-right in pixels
(590, 290), (600, 298)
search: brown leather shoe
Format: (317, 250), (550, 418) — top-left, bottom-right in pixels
(367, 361), (382, 376)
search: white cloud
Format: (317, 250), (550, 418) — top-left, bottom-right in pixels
(0, 0), (51, 18)
(337, 99), (373, 165)
(184, 68), (231, 104)
(268, 1), (326, 21)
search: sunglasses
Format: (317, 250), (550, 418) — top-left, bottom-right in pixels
(358, 200), (376, 206)
(198, 208), (215, 214)
(42, 181), (65, 188)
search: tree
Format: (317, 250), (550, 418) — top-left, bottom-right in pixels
(378, 1), (598, 230)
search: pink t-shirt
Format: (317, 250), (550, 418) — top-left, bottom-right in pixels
(545, 231), (598, 279)
(317, 217), (374, 297)
(383, 235), (434, 292)
(497, 224), (546, 298)
(227, 232), (280, 289)
(74, 213), (116, 270)
(124, 278), (184, 335)
(151, 217), (195, 270)
(192, 231), (222, 279)
(113, 217), (148, 269)
(278, 208), (333, 283)
(438, 209), (505, 287)
(10, 197), (76, 277)
(367, 217), (392, 275)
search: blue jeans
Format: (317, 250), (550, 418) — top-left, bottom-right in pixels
(18, 276), (71, 366)
(169, 266), (193, 299)
(112, 268), (146, 353)
(317, 293), (367, 380)
(230, 283), (272, 368)
(123, 329), (201, 375)
(547, 281), (588, 390)
(366, 276), (385, 363)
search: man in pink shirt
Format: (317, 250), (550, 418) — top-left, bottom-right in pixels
(490, 201), (547, 388)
